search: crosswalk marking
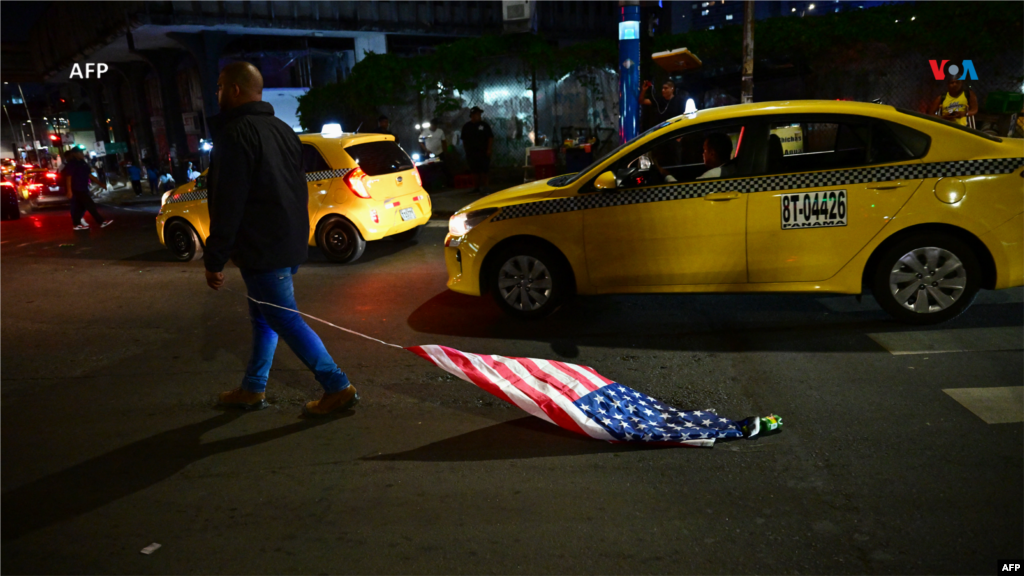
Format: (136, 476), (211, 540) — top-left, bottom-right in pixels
(943, 387), (1024, 424)
(868, 326), (1023, 355)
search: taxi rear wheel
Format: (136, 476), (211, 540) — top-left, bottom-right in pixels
(317, 217), (366, 263)
(871, 233), (980, 325)
(165, 220), (203, 262)
(490, 244), (571, 319)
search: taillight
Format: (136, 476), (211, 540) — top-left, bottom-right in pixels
(344, 167), (371, 199)
(413, 167), (422, 187)
(46, 172), (56, 179)
(28, 184), (42, 190)
(413, 195), (424, 202)
(369, 209), (379, 224)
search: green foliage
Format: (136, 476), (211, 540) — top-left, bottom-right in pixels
(298, 2), (1022, 130)
(297, 34), (617, 131)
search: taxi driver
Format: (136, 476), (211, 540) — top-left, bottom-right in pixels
(697, 133), (735, 180)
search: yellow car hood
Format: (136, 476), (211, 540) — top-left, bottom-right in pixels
(455, 179), (559, 215)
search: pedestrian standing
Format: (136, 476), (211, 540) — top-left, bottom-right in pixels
(461, 106), (493, 194)
(640, 80), (684, 125)
(375, 115), (393, 136)
(419, 117), (451, 187)
(147, 163), (158, 195)
(928, 77), (979, 128)
(63, 148), (112, 231)
(126, 160), (143, 197)
(205, 61), (358, 417)
(94, 157), (108, 191)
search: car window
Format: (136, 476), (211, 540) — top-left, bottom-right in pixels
(766, 118), (871, 174)
(301, 144), (332, 173)
(344, 141), (414, 176)
(613, 122), (750, 189)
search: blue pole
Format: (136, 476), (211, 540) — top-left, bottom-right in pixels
(618, 3), (641, 144)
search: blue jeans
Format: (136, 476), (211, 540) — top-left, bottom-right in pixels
(240, 266), (350, 394)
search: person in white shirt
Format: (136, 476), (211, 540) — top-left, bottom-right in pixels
(187, 161), (200, 181)
(697, 133), (735, 180)
(158, 170), (177, 192)
(419, 118), (446, 158)
(419, 118), (451, 187)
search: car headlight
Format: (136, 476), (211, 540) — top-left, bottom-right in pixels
(449, 208), (498, 237)
(160, 190), (172, 207)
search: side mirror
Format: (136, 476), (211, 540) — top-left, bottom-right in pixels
(593, 170), (617, 190)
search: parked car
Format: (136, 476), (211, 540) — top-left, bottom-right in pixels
(443, 100), (1024, 325)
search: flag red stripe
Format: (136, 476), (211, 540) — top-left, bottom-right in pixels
(431, 347), (518, 408)
(577, 364), (615, 386)
(483, 355), (588, 437)
(515, 358), (582, 402)
(548, 360), (601, 393)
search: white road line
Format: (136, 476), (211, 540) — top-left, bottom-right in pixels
(943, 386), (1024, 424)
(868, 326), (1023, 355)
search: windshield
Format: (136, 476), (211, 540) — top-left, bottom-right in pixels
(547, 119), (683, 187)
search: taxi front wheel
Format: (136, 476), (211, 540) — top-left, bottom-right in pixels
(490, 244), (572, 319)
(165, 220), (203, 262)
(316, 216), (366, 263)
(871, 233), (980, 325)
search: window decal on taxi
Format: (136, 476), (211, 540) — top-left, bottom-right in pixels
(492, 157), (1024, 222)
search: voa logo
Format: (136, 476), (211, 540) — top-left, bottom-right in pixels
(929, 59), (979, 81)
(69, 63), (109, 79)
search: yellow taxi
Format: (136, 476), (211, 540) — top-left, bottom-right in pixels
(156, 128), (431, 264)
(444, 100), (1024, 324)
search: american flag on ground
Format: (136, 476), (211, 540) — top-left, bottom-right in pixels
(407, 345), (747, 447)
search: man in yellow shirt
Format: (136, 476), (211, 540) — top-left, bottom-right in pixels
(928, 78), (979, 127)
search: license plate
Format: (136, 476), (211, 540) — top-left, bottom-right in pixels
(400, 207), (415, 221)
(781, 190), (847, 229)
(49, 186), (60, 192)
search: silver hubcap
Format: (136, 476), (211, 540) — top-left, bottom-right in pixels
(498, 255), (553, 311)
(888, 246), (966, 314)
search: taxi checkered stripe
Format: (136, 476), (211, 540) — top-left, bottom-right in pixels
(164, 188), (207, 205)
(493, 157), (1024, 222)
(305, 168), (350, 182)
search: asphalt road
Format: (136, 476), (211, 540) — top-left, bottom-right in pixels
(2, 197), (1022, 575)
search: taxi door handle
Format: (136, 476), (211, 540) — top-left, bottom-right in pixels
(866, 181), (907, 190)
(704, 191), (741, 201)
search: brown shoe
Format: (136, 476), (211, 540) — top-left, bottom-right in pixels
(302, 385), (359, 417)
(218, 388), (269, 411)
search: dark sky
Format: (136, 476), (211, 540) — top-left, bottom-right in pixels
(1, 1), (51, 44)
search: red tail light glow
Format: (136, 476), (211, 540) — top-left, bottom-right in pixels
(369, 208), (379, 224)
(344, 167), (371, 198)
(413, 167), (422, 187)
(412, 195), (424, 202)
(46, 172), (57, 179)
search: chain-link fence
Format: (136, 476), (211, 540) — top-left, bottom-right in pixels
(374, 48), (1022, 183)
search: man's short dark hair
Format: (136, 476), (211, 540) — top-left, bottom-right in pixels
(663, 80), (675, 90)
(378, 115), (389, 122)
(706, 132), (733, 161)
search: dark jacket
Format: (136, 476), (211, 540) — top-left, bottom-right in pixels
(204, 101), (309, 273)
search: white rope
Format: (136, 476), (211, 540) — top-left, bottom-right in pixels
(223, 286), (406, 350)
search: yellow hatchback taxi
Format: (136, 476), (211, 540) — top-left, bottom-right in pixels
(444, 100), (1024, 324)
(157, 128), (431, 263)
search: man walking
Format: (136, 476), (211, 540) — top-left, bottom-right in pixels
(461, 106), (493, 194)
(63, 148), (112, 231)
(204, 61), (358, 417)
(126, 160), (143, 197)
